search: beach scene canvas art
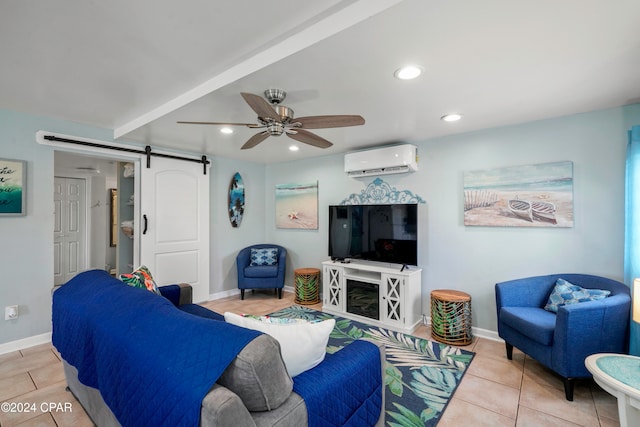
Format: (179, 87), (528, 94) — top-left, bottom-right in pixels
(275, 182), (318, 229)
(463, 161), (573, 227)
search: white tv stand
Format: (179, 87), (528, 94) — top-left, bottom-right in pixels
(321, 260), (422, 334)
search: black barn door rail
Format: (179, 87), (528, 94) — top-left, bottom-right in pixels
(43, 135), (210, 175)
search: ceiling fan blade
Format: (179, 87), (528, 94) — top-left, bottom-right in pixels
(294, 115), (365, 129)
(241, 131), (270, 150)
(241, 92), (280, 121)
(177, 121), (259, 127)
(287, 129), (333, 148)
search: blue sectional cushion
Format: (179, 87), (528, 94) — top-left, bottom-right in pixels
(500, 307), (557, 346)
(543, 278), (611, 313)
(158, 284), (181, 306)
(244, 265), (279, 278)
(293, 340), (382, 427)
(250, 247), (278, 266)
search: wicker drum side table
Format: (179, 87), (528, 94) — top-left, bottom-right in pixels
(430, 289), (473, 345)
(294, 268), (320, 305)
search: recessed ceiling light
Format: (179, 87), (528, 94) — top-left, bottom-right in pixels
(220, 127), (233, 134)
(394, 65), (423, 80)
(441, 113), (462, 122)
(289, 145), (300, 152)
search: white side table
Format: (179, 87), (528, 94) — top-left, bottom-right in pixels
(585, 353), (640, 427)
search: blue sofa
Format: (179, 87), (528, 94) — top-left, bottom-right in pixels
(495, 273), (631, 400)
(237, 244), (287, 299)
(53, 270), (385, 427)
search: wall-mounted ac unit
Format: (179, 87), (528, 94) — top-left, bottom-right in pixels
(344, 144), (418, 177)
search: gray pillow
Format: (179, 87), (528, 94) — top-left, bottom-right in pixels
(217, 334), (293, 411)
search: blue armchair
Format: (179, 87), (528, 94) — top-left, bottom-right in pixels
(495, 274), (630, 401)
(236, 244), (287, 300)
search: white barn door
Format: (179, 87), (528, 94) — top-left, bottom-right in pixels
(139, 157), (210, 302)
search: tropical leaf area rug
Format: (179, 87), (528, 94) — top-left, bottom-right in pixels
(267, 306), (475, 427)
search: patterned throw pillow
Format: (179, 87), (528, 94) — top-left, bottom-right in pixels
(250, 248), (278, 266)
(543, 278), (611, 313)
(119, 265), (161, 295)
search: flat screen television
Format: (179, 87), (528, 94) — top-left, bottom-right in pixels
(328, 204), (418, 266)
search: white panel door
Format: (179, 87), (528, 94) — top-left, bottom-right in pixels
(139, 157), (210, 302)
(53, 177), (86, 285)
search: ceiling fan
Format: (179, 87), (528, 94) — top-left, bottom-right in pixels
(177, 89), (365, 150)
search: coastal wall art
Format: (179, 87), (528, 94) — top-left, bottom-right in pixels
(275, 181), (318, 229)
(228, 172), (245, 228)
(0, 158), (26, 216)
(463, 161), (574, 227)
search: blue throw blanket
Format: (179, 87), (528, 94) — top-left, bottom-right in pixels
(52, 270), (261, 427)
(293, 340), (382, 427)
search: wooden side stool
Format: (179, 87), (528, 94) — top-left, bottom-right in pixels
(294, 268), (320, 305)
(430, 289), (473, 345)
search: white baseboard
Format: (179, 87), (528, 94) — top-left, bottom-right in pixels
(472, 326), (501, 342)
(208, 286), (295, 302)
(422, 315), (502, 342)
(0, 332), (52, 355)
(208, 288), (241, 301)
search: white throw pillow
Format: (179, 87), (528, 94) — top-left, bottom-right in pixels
(224, 312), (335, 377)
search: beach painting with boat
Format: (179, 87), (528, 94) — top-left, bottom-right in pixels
(463, 161), (573, 227)
(275, 181), (318, 229)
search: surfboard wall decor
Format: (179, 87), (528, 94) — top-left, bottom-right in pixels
(228, 172), (245, 227)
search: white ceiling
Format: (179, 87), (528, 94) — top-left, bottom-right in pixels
(3, 0), (640, 164)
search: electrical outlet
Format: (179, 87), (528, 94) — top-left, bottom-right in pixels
(5, 305), (18, 320)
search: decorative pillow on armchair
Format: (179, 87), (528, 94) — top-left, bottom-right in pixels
(119, 265), (161, 295)
(250, 247), (279, 266)
(543, 278), (611, 313)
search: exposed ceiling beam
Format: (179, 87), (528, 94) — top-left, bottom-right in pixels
(113, 0), (405, 140)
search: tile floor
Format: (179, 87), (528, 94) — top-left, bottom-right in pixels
(0, 290), (621, 426)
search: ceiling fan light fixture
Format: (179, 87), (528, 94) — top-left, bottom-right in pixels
(441, 113), (462, 122)
(274, 105), (294, 121)
(181, 90), (364, 150)
(267, 122), (284, 136)
(394, 65), (423, 80)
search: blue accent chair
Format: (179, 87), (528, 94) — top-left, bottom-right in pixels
(236, 244), (287, 300)
(495, 274), (630, 401)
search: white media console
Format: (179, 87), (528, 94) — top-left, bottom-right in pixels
(321, 260), (422, 334)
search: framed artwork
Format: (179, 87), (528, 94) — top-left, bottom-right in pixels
(275, 181), (318, 229)
(0, 158), (26, 216)
(463, 161), (574, 227)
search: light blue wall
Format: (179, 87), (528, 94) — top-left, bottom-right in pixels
(2, 104), (639, 346)
(266, 104), (640, 332)
(0, 109), (115, 344)
(209, 157), (266, 295)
